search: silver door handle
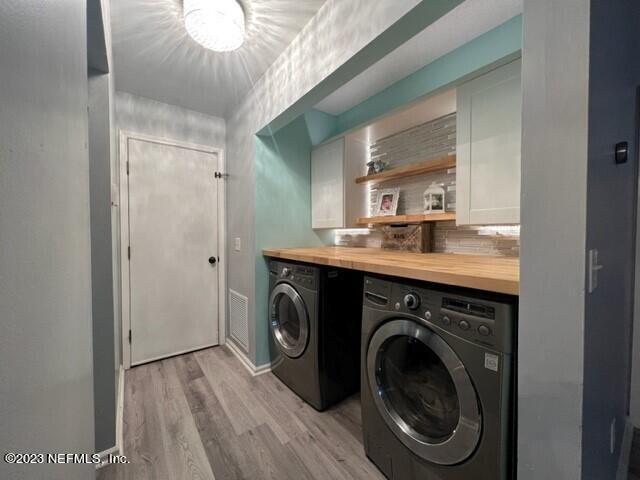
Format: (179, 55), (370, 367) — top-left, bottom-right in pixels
(588, 249), (603, 293)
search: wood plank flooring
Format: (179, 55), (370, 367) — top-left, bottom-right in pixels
(98, 346), (385, 480)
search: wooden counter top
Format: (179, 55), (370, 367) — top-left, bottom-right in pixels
(262, 247), (519, 295)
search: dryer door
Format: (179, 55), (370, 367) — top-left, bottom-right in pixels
(269, 283), (310, 358)
(367, 319), (481, 465)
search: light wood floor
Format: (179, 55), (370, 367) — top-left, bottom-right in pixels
(98, 346), (385, 480)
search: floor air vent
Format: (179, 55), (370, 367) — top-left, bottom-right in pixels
(229, 289), (249, 350)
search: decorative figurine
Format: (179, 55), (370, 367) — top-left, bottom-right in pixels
(366, 160), (376, 175)
(424, 182), (445, 213)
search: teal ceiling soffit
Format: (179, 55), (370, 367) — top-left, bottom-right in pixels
(257, 0), (465, 137)
(336, 14), (523, 134)
(303, 109), (338, 146)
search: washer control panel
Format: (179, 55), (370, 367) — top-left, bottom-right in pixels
(364, 276), (515, 354)
(441, 296), (496, 339)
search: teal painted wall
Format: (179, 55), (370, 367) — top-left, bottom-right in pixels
(252, 15), (522, 366)
(335, 15), (522, 134)
(254, 116), (333, 365)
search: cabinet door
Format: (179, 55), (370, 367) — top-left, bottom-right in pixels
(457, 59), (521, 225)
(312, 138), (345, 229)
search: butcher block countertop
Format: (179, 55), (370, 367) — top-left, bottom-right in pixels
(263, 247), (519, 295)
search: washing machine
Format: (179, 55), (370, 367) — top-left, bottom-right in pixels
(268, 260), (362, 411)
(361, 276), (517, 480)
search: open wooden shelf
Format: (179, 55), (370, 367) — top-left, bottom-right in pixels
(356, 212), (456, 226)
(355, 154), (456, 185)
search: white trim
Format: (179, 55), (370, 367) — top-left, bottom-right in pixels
(116, 365), (124, 454)
(96, 446), (119, 469)
(95, 366), (125, 470)
(118, 130), (226, 369)
(225, 340), (272, 376)
(617, 417), (634, 480)
(218, 146), (227, 346)
(118, 129), (131, 369)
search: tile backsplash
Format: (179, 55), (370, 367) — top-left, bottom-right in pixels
(432, 221), (519, 256)
(370, 113), (456, 168)
(336, 112), (519, 257)
(369, 113), (457, 215)
(334, 221), (520, 257)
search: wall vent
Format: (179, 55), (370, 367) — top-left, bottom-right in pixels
(229, 289), (249, 350)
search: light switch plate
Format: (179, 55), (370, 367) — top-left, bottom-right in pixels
(234, 237), (241, 252)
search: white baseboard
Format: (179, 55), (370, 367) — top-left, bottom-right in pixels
(225, 340), (272, 376)
(116, 365), (125, 452)
(96, 445), (119, 468)
(96, 366), (125, 470)
(617, 416), (634, 480)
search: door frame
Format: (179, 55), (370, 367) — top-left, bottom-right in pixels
(117, 130), (226, 369)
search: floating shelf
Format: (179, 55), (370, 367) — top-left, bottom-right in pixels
(355, 154), (456, 185)
(356, 212), (456, 226)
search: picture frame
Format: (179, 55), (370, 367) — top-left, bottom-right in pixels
(374, 188), (400, 216)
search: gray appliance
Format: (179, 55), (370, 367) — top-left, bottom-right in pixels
(361, 276), (516, 479)
(268, 260), (362, 411)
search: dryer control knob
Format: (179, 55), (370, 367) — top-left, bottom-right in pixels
(403, 293), (420, 310)
(424, 310), (432, 320)
(441, 315), (452, 326)
(459, 320), (471, 331)
(281, 267), (291, 277)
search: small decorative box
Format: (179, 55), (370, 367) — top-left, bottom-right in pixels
(381, 224), (432, 253)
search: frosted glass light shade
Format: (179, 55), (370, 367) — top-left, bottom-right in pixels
(184, 0), (245, 52)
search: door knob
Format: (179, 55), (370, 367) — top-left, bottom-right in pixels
(209, 256), (217, 265)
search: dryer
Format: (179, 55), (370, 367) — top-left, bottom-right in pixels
(268, 260), (362, 411)
(361, 276), (517, 480)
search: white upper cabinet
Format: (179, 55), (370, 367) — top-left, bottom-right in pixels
(312, 138), (345, 229)
(456, 59), (522, 225)
(312, 136), (367, 229)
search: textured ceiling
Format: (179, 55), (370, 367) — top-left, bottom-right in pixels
(315, 0), (522, 115)
(111, 0), (327, 118)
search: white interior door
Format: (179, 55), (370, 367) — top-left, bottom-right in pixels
(127, 137), (219, 365)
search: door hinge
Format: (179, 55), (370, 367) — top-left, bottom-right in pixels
(127, 246), (131, 260)
(214, 171), (228, 179)
(128, 329), (132, 344)
(126, 161), (130, 175)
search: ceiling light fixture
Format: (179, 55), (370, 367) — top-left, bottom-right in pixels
(184, 0), (245, 52)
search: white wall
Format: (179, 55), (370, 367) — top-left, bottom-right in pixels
(0, 1), (95, 478)
(519, 0), (590, 478)
(114, 91), (226, 364)
(115, 92), (226, 147)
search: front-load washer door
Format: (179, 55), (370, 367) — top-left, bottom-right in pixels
(269, 283), (310, 359)
(367, 319), (481, 465)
